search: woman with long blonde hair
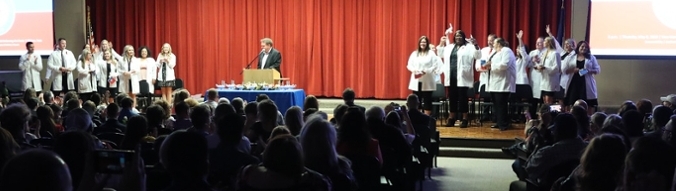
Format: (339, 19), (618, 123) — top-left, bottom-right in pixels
(98, 50), (119, 104)
(76, 50), (98, 102)
(156, 43), (176, 104)
(118, 45), (141, 107)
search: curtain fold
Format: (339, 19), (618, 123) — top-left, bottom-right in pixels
(87, 0), (568, 99)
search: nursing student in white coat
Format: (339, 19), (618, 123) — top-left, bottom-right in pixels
(407, 36), (442, 115)
(476, 34), (498, 121)
(137, 46), (157, 103)
(76, 50), (99, 102)
(95, 39), (123, 62)
(533, 37), (562, 104)
(526, 37), (545, 117)
(511, 31), (531, 118)
(484, 38), (516, 130)
(439, 29), (481, 127)
(98, 50), (120, 104)
(118, 45), (141, 107)
(157, 43), (177, 104)
(19, 42), (44, 93)
(561, 41), (600, 112)
(47, 38), (77, 96)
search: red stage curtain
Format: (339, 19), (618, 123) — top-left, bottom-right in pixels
(87, 0), (569, 99)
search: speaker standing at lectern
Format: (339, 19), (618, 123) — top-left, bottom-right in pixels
(258, 38), (282, 76)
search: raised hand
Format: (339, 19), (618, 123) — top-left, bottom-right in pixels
(445, 23), (454, 35)
(516, 30), (524, 39)
(545, 25), (552, 35)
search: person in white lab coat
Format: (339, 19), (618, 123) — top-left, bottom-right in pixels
(533, 37), (561, 105)
(76, 50), (99, 102)
(95, 39), (122, 62)
(407, 36), (442, 115)
(439, 27), (481, 127)
(510, 31), (531, 121)
(562, 41), (600, 113)
(98, 50), (119, 104)
(118, 45), (141, 107)
(137, 46), (157, 105)
(157, 43), (177, 104)
(545, 25), (576, 107)
(19, 42), (44, 93)
(47, 38), (77, 96)
(476, 34), (498, 121)
(484, 38), (516, 130)
(527, 36), (545, 118)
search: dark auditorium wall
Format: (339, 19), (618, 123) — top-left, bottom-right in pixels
(571, 0), (676, 108)
(0, 0), (85, 89)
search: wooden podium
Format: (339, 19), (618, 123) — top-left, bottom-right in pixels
(242, 69), (280, 84)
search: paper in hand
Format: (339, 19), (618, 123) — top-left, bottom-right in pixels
(579, 68), (588, 76)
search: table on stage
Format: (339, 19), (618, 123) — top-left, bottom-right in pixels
(206, 89), (306, 113)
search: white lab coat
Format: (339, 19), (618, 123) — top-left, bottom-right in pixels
(528, 49), (544, 98)
(560, 54), (600, 100)
(19, 53), (43, 92)
(156, 53), (177, 82)
(76, 60), (99, 93)
(47, 49), (77, 91)
(514, 46), (530, 85)
(440, 43), (481, 87)
(118, 57), (141, 94)
(94, 49), (123, 62)
(475, 47), (494, 89)
(536, 49), (561, 92)
(138, 58), (157, 92)
(558, 51), (577, 90)
(407, 50), (442, 91)
(98, 60), (119, 88)
(487, 48), (516, 93)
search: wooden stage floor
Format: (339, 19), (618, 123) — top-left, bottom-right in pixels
(436, 120), (526, 140)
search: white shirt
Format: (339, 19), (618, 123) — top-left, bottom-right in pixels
(261, 52), (269, 69)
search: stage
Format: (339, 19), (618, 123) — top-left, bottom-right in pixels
(317, 98), (525, 140)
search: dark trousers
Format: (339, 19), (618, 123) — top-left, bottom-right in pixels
(445, 79), (469, 114)
(415, 82), (433, 111)
(79, 92), (93, 103)
(529, 98), (541, 118)
(491, 92), (510, 128)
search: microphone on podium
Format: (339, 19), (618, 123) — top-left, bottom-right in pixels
(241, 49), (264, 74)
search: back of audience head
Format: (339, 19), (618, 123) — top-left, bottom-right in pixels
(65, 108), (92, 132)
(303, 108), (318, 120)
(153, 100), (172, 120)
(385, 111), (403, 128)
(338, 109), (370, 146)
(300, 115), (338, 172)
(406, 94), (419, 108)
(256, 94), (270, 102)
(43, 91), (54, 104)
(571, 105), (591, 138)
(231, 97), (245, 115)
(22, 88), (36, 101)
(120, 97), (134, 109)
(0, 128), (19, 168)
(190, 104), (212, 130)
(173, 89), (191, 105)
(573, 99), (588, 111)
(342, 88), (356, 103)
(106, 103), (120, 119)
(601, 125), (633, 150)
(618, 100), (638, 116)
(661, 115), (676, 146)
(37, 106), (57, 136)
(217, 114), (245, 146)
(121, 115), (150, 149)
(81, 101), (96, 116)
(652, 105), (673, 129)
(146, 105), (166, 127)
(269, 126), (291, 141)
(304, 95), (319, 111)
(206, 88), (218, 101)
(244, 101), (258, 117)
(366, 106), (386, 121)
(622, 110), (645, 137)
(576, 133), (628, 191)
(218, 97), (230, 105)
(184, 98), (199, 108)
(89, 93), (101, 106)
(8, 98), (24, 105)
(66, 98), (80, 111)
(160, 130), (209, 179)
(332, 104), (349, 126)
(63, 91), (78, 105)
(590, 112), (607, 135)
(636, 99), (653, 116)
(174, 101), (190, 118)
(26, 97), (39, 111)
(0, 149), (73, 191)
(603, 114), (624, 130)
(49, 104), (63, 120)
(214, 103), (236, 119)
(0, 104), (32, 143)
(258, 100), (278, 124)
(53, 131), (96, 189)
(549, 113), (579, 142)
(263, 135), (305, 177)
(285, 106), (304, 136)
(623, 136), (676, 191)
(115, 93), (128, 104)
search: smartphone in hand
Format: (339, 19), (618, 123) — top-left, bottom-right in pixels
(93, 150), (135, 174)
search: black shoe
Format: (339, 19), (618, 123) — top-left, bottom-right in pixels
(460, 120), (469, 128)
(490, 125), (498, 129)
(445, 118), (456, 127)
(499, 125), (511, 131)
(501, 147), (517, 158)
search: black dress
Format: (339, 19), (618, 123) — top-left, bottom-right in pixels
(565, 59), (590, 106)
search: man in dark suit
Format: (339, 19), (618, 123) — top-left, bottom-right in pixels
(406, 94), (432, 145)
(257, 38), (282, 75)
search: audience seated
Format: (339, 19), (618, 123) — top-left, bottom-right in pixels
(146, 105), (169, 137)
(248, 100), (279, 149)
(204, 88), (219, 109)
(257, 94), (285, 126)
(331, 104), (349, 126)
(237, 135), (331, 191)
(243, 101), (258, 131)
(284, 106), (304, 136)
(53, 131), (98, 190)
(337, 108), (383, 166)
(300, 115), (358, 191)
(82, 100), (102, 127)
(570, 106), (592, 140)
(172, 101), (192, 130)
(94, 103), (125, 135)
(366, 106), (412, 172)
(589, 112), (607, 136)
(64, 108), (93, 132)
(120, 115), (150, 149)
(343, 88), (366, 113)
(37, 105), (59, 137)
(231, 97), (245, 115)
(0, 128), (18, 168)
(188, 104), (212, 137)
(622, 110), (645, 142)
(209, 114), (259, 190)
(0, 104), (34, 150)
(118, 97), (139, 123)
(0, 149), (73, 191)
(160, 130), (213, 191)
(622, 136), (676, 191)
(268, 126), (291, 142)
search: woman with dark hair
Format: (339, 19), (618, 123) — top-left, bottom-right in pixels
(248, 100), (279, 148)
(439, 24), (480, 127)
(407, 35), (442, 115)
(618, 100), (638, 116)
(337, 109), (383, 166)
(558, 134), (627, 191)
(284, 106), (304, 136)
(622, 136), (676, 191)
(561, 40), (600, 113)
(237, 135), (331, 190)
(36, 106), (58, 138)
(120, 115), (149, 150)
(636, 99), (653, 116)
(485, 37), (516, 130)
(303, 95), (319, 111)
(571, 105), (592, 140)
(53, 131), (97, 190)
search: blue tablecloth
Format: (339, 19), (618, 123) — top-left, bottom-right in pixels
(207, 89), (306, 113)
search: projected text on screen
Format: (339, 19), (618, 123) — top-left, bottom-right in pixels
(0, 0), (54, 56)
